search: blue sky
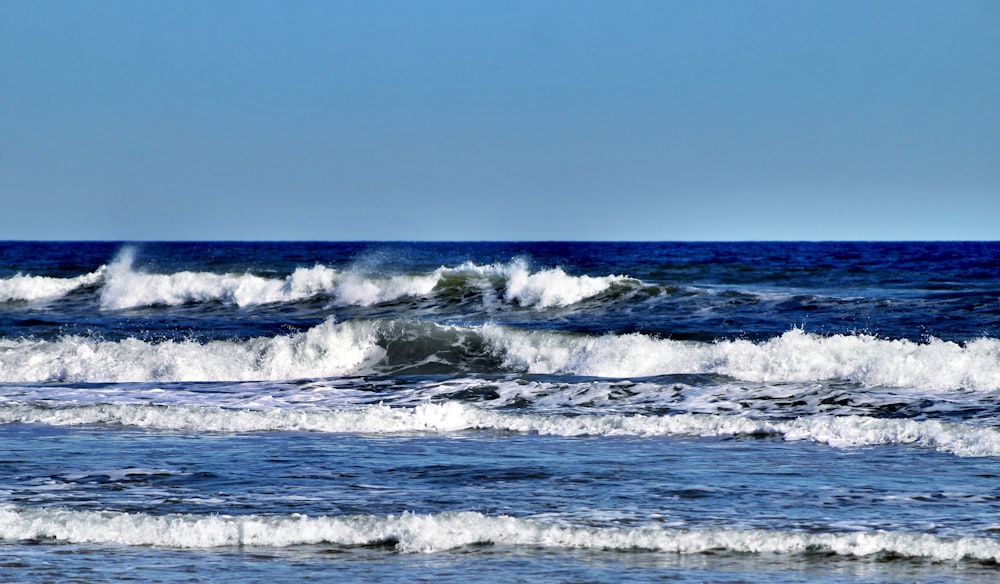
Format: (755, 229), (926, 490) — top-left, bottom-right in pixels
(2, 0), (998, 241)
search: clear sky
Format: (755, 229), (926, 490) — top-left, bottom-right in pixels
(1, 0), (998, 241)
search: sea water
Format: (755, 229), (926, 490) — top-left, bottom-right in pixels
(1, 241), (999, 582)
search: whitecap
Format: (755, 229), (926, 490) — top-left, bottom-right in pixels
(0, 318), (384, 383)
(95, 250), (635, 310)
(483, 326), (1000, 390)
(2, 505), (998, 560)
(4, 402), (1000, 457)
(0, 266), (106, 303)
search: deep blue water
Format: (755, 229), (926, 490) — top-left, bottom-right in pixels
(1, 241), (999, 582)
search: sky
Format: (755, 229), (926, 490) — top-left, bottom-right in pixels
(1, 0), (998, 241)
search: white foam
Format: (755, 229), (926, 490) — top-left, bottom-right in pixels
(0, 267), (105, 302)
(0, 318), (384, 383)
(484, 327), (1000, 390)
(2, 320), (999, 390)
(4, 402), (1000, 457)
(97, 247), (448, 309)
(1, 505), (997, 560)
(497, 258), (631, 308)
(95, 250), (633, 310)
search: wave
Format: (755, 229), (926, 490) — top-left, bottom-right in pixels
(2, 319), (999, 389)
(0, 249), (635, 310)
(2, 506), (998, 560)
(97, 248), (445, 309)
(483, 326), (1000, 390)
(0, 318), (386, 383)
(0, 267), (105, 303)
(497, 259), (633, 308)
(14, 248), (628, 310)
(4, 402), (1000, 457)
(3, 249), (905, 319)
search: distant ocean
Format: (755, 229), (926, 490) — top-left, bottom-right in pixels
(2, 241), (1000, 583)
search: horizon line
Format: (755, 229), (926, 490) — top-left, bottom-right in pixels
(2, 238), (997, 244)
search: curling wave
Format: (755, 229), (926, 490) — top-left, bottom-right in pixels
(2, 320), (1000, 389)
(0, 250), (638, 310)
(2, 505), (999, 560)
(0, 267), (106, 303)
(96, 250), (636, 310)
(98, 248), (441, 309)
(0, 318), (385, 383)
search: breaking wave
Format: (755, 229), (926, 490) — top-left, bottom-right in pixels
(0, 267), (105, 303)
(482, 326), (1000, 390)
(0, 318), (386, 383)
(2, 505), (999, 561)
(0, 248), (636, 310)
(3, 318), (998, 390)
(4, 402), (1000, 457)
(97, 248), (445, 309)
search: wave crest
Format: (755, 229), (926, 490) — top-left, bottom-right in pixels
(0, 318), (384, 383)
(4, 402), (1000, 457)
(2, 505), (998, 560)
(2, 321), (1000, 389)
(485, 327), (1000, 390)
(98, 248), (445, 309)
(0, 267), (105, 303)
(92, 250), (634, 310)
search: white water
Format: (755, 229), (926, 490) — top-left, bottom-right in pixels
(0, 267), (105, 302)
(98, 248), (445, 309)
(3, 402), (999, 457)
(1, 505), (997, 560)
(484, 326), (1000, 390)
(0, 318), (385, 383)
(495, 258), (631, 308)
(0, 250), (630, 309)
(3, 319), (1000, 390)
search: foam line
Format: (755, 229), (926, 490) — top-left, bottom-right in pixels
(3, 319), (999, 389)
(4, 402), (1000, 457)
(96, 251), (634, 309)
(2, 506), (998, 560)
(483, 326), (1000, 390)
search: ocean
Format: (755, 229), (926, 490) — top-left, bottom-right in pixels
(1, 241), (999, 583)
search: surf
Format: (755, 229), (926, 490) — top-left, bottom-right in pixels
(3, 505), (998, 561)
(4, 401), (1000, 457)
(87, 249), (640, 310)
(0, 266), (106, 303)
(2, 319), (1000, 390)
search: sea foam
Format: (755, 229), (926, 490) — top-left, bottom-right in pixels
(484, 326), (1000, 390)
(492, 258), (631, 308)
(2, 505), (998, 560)
(93, 251), (632, 310)
(98, 248), (444, 309)
(2, 321), (1000, 390)
(0, 318), (384, 383)
(0, 267), (105, 303)
(0, 248), (636, 310)
(4, 402), (1000, 457)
